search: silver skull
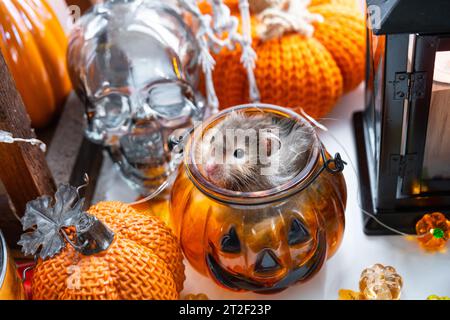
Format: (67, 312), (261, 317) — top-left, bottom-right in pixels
(68, 0), (205, 194)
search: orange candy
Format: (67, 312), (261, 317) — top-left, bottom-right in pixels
(338, 289), (363, 300)
(415, 212), (450, 251)
(183, 293), (209, 300)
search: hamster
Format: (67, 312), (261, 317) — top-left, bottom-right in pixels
(195, 111), (316, 192)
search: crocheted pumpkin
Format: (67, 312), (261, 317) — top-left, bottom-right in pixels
(27, 200), (184, 300)
(204, 0), (365, 118)
(0, 0), (71, 128)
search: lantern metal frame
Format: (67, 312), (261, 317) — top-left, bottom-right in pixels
(354, 0), (450, 235)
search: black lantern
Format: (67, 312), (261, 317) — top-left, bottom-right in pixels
(354, 0), (450, 235)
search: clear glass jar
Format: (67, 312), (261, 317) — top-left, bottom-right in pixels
(169, 104), (346, 293)
(0, 231), (25, 300)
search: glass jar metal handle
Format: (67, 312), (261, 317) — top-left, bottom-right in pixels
(129, 128), (193, 205)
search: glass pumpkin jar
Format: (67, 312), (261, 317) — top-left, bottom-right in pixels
(169, 104), (347, 293)
(0, 231), (26, 300)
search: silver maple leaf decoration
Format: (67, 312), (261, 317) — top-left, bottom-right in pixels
(18, 184), (113, 260)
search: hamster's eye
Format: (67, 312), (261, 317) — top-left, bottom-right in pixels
(234, 148), (245, 159)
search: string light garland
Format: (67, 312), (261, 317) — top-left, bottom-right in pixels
(0, 130), (46, 152)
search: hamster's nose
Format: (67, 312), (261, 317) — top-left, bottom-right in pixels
(205, 163), (218, 175)
(254, 249), (281, 275)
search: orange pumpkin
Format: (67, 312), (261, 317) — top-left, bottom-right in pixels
(0, 0), (71, 128)
(204, 0), (365, 119)
(31, 201), (185, 300)
(0, 230), (26, 300)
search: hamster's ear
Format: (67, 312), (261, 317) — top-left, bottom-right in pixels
(228, 111), (245, 123)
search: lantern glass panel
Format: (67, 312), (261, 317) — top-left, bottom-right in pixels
(366, 32), (385, 181)
(422, 51), (450, 188)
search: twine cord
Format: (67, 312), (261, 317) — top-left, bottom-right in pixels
(257, 0), (324, 40)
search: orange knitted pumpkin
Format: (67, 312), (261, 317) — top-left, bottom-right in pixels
(23, 196), (184, 300)
(205, 0), (365, 119)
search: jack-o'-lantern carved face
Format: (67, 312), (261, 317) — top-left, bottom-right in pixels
(203, 207), (327, 293)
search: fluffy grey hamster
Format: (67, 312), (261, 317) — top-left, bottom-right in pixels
(195, 111), (316, 192)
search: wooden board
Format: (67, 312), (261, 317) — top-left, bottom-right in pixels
(0, 58), (103, 247)
(0, 51), (56, 248)
(0, 0), (103, 248)
(44, 93), (103, 205)
(0, 94), (104, 247)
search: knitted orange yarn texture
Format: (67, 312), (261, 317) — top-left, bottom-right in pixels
(206, 0), (365, 119)
(32, 201), (185, 300)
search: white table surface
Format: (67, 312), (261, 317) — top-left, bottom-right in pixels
(93, 84), (450, 300)
(46, 0), (448, 301)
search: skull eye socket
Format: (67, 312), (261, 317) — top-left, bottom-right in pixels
(145, 83), (194, 120)
(220, 226), (241, 253)
(288, 218), (310, 246)
(94, 93), (130, 129)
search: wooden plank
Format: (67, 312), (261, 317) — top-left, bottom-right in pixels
(0, 91), (104, 247)
(45, 92), (89, 186)
(0, 52), (56, 237)
(0, 186), (22, 248)
(45, 92), (103, 206)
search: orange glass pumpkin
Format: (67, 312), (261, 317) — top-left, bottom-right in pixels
(169, 104), (346, 293)
(416, 212), (450, 251)
(0, 231), (26, 300)
(0, 0), (71, 128)
(202, 0), (365, 119)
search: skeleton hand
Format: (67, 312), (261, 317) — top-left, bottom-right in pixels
(199, 43), (216, 73)
(240, 43), (257, 70)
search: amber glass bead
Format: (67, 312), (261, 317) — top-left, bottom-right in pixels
(416, 212), (450, 251)
(359, 264), (403, 300)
